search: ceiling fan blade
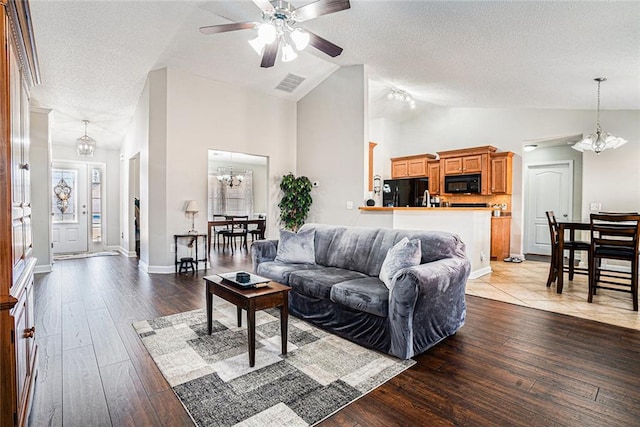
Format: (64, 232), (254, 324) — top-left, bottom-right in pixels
(252, 0), (276, 14)
(294, 0), (350, 22)
(260, 41), (278, 68)
(307, 31), (343, 57)
(199, 22), (257, 35)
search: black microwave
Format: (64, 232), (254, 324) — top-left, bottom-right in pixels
(444, 174), (481, 194)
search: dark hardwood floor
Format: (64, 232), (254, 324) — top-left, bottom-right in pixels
(29, 253), (640, 426)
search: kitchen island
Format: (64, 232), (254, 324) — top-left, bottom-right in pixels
(359, 207), (492, 279)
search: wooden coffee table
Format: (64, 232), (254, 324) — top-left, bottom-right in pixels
(204, 275), (291, 367)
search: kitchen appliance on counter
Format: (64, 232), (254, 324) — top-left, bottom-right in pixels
(383, 178), (429, 207)
(444, 174), (481, 194)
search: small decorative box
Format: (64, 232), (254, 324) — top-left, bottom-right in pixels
(236, 272), (251, 283)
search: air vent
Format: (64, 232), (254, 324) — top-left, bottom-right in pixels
(275, 73), (306, 93)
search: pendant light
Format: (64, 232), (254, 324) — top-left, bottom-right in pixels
(572, 78), (628, 155)
(76, 120), (96, 157)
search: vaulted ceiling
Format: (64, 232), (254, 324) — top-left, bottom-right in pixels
(29, 1), (640, 150)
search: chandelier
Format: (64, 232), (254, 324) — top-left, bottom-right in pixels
(76, 120), (96, 157)
(387, 87), (416, 110)
(572, 78), (628, 155)
(217, 167), (244, 188)
(248, 2), (310, 63)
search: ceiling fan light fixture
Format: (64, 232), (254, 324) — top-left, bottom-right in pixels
(281, 43), (297, 62)
(248, 36), (266, 55)
(257, 23), (277, 44)
(290, 28), (309, 50)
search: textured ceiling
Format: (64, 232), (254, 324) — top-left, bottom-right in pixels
(29, 1), (640, 150)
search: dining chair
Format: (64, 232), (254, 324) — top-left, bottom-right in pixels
(249, 215), (266, 242)
(588, 213), (640, 311)
(545, 211), (590, 287)
(220, 215), (248, 253)
(210, 214), (227, 253)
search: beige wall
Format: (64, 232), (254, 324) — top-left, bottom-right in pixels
(120, 67), (296, 272)
(30, 108), (53, 273)
(120, 76), (150, 258)
(297, 65), (368, 225)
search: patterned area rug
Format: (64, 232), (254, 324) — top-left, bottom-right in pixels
(133, 301), (415, 427)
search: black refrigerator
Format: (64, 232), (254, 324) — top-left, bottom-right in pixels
(382, 178), (429, 207)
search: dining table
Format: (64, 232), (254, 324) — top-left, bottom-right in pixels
(207, 218), (266, 255)
(555, 220), (591, 293)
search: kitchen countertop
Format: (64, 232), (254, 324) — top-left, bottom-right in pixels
(359, 206), (494, 211)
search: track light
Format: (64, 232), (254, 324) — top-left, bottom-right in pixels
(387, 87), (416, 110)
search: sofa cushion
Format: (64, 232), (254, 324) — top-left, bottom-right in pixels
(255, 262), (322, 285)
(330, 277), (389, 318)
(379, 237), (422, 289)
(275, 228), (315, 264)
(288, 267), (368, 300)
(299, 223), (463, 277)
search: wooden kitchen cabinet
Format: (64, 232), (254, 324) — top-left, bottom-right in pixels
(443, 154), (483, 175)
(390, 154), (436, 178)
(427, 160), (440, 195)
(491, 216), (511, 260)
(490, 152), (514, 194)
(438, 146), (497, 196)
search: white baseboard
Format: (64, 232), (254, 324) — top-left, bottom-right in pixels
(119, 247), (138, 257)
(145, 264), (175, 274)
(34, 264), (52, 274)
(469, 266), (492, 279)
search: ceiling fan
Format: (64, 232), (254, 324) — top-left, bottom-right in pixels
(199, 0), (350, 68)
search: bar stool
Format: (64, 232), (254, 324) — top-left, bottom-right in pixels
(179, 257), (196, 274)
(545, 211), (590, 287)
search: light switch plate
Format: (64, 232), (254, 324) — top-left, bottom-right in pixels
(346, 201), (354, 210)
(589, 202), (601, 211)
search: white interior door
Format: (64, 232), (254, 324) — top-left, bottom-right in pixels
(524, 161), (573, 255)
(52, 163), (88, 253)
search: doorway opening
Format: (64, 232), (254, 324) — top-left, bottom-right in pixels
(129, 154), (141, 259)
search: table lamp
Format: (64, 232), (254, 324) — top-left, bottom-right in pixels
(185, 200), (199, 234)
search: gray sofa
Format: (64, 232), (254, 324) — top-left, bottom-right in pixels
(251, 223), (470, 359)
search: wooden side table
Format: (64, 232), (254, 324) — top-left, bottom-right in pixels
(173, 233), (208, 273)
(204, 276), (291, 367)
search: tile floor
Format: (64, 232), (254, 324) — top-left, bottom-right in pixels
(467, 259), (640, 331)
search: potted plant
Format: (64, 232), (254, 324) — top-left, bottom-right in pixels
(278, 173), (313, 231)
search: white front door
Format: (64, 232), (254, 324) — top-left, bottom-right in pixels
(52, 163), (88, 253)
(524, 161), (573, 255)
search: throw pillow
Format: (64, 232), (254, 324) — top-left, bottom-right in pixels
(275, 228), (316, 264)
(379, 237), (422, 289)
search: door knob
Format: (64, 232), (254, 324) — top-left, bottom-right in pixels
(24, 326), (35, 338)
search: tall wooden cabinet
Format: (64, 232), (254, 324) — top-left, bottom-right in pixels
(490, 152), (513, 194)
(427, 160), (440, 195)
(1, 1), (40, 426)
